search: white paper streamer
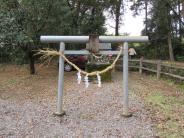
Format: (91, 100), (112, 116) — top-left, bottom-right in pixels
(84, 75), (89, 88)
(76, 71), (82, 84)
(97, 73), (101, 87)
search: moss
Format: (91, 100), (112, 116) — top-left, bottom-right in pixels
(158, 120), (183, 138)
(146, 92), (171, 113)
(178, 82), (184, 92)
(145, 91), (184, 138)
(146, 92), (180, 114)
(8, 79), (17, 85)
(86, 63), (112, 82)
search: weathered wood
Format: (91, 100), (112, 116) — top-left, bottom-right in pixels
(139, 57), (143, 74)
(161, 64), (184, 70)
(141, 67), (157, 73)
(129, 66), (140, 69)
(157, 60), (161, 79)
(129, 59), (140, 62)
(126, 59), (184, 80)
(161, 72), (184, 80)
(86, 34), (99, 53)
(116, 65), (139, 69)
(142, 60), (157, 64)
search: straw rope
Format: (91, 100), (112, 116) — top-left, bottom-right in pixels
(36, 45), (123, 76)
(91, 53), (103, 59)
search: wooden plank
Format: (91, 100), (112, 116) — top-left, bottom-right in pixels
(142, 67), (157, 73)
(139, 58), (143, 74)
(120, 59), (184, 80)
(142, 60), (157, 64)
(157, 60), (161, 79)
(116, 63), (184, 80)
(116, 65), (141, 69)
(161, 72), (184, 80)
(129, 66), (139, 69)
(116, 65), (122, 68)
(129, 59), (140, 62)
(161, 64), (184, 70)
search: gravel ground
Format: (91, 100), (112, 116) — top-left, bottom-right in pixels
(0, 66), (155, 138)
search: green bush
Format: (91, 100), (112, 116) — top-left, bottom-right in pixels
(86, 63), (112, 82)
(9, 47), (27, 64)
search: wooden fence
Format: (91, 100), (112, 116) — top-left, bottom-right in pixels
(116, 58), (184, 81)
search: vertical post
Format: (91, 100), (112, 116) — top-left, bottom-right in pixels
(139, 57), (143, 74)
(157, 60), (161, 79)
(55, 42), (65, 116)
(122, 42), (131, 117)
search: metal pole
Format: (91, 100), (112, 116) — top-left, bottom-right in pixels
(40, 36), (149, 43)
(122, 42), (131, 117)
(55, 42), (65, 116)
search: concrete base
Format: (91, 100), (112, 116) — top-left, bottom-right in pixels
(121, 113), (133, 118)
(53, 111), (66, 117)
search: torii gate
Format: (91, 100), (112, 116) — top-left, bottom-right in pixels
(40, 35), (148, 117)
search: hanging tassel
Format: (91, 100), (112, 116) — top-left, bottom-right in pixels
(97, 73), (101, 87)
(84, 75), (89, 88)
(77, 71), (81, 84)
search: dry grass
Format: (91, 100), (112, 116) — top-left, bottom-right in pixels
(129, 74), (184, 138)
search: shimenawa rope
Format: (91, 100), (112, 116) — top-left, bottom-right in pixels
(36, 46), (123, 77)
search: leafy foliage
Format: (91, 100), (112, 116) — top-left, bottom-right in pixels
(131, 0), (184, 61)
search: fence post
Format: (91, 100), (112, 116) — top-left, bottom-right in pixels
(54, 42), (65, 116)
(157, 60), (161, 79)
(139, 57), (143, 74)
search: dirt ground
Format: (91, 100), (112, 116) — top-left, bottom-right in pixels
(0, 64), (183, 137)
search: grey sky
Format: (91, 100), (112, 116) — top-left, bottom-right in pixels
(106, 2), (145, 36)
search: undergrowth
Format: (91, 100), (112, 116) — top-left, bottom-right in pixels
(136, 73), (184, 138)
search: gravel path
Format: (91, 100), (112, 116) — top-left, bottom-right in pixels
(0, 67), (155, 138)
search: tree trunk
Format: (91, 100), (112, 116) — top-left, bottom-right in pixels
(182, 1), (184, 18)
(115, 0), (121, 36)
(145, 0), (148, 35)
(167, 32), (175, 61)
(28, 50), (35, 74)
(166, 3), (174, 61)
(115, 13), (120, 35)
(178, 0), (182, 40)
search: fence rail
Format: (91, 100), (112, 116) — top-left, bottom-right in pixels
(116, 58), (184, 80)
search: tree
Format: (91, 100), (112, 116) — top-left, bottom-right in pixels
(107, 0), (124, 35)
(0, 0), (72, 74)
(0, 0), (110, 73)
(66, 0), (108, 35)
(130, 0), (177, 61)
(130, 0), (152, 35)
